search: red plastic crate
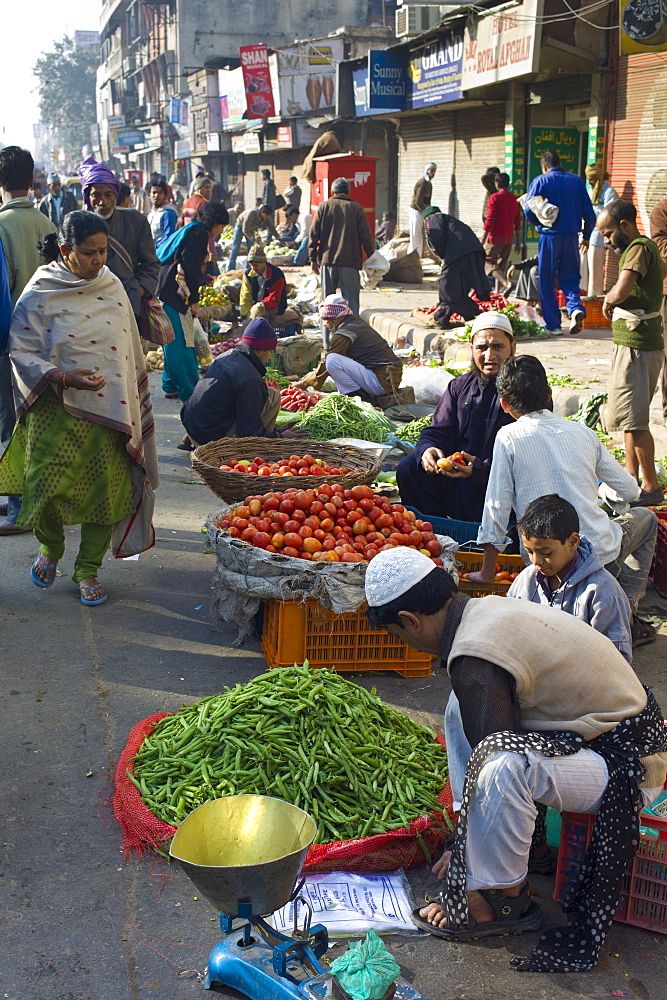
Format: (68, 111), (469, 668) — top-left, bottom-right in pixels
(261, 599), (433, 677)
(554, 791), (667, 933)
(649, 511), (667, 598)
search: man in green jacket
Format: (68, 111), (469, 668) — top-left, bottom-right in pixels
(598, 199), (664, 506)
(0, 146), (55, 535)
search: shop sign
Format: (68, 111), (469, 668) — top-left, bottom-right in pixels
(620, 0), (667, 53)
(239, 44), (275, 118)
(462, 0), (543, 89)
(408, 31), (463, 108)
(207, 133), (221, 152)
(231, 135), (246, 154)
(528, 126), (581, 182)
(294, 121), (321, 147)
(109, 127), (129, 154)
(243, 132), (261, 154)
(115, 128), (146, 147)
(368, 50), (407, 109)
(180, 98), (190, 128)
(174, 138), (191, 159)
(352, 65), (374, 117)
(219, 67), (247, 128)
(169, 98), (181, 124)
(277, 126), (293, 147)
(272, 38), (344, 116)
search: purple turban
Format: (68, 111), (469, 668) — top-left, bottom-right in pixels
(79, 157), (121, 209)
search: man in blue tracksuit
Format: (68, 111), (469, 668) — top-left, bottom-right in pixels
(524, 150), (596, 335)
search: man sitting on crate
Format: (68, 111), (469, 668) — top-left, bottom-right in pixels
(179, 319), (302, 448)
(396, 312), (517, 521)
(292, 294), (407, 406)
(468, 354), (657, 647)
(239, 244), (302, 333)
(364, 546), (667, 973)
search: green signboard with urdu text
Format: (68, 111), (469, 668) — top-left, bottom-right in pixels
(528, 126), (582, 182)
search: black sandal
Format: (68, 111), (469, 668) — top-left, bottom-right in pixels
(410, 884), (543, 941)
(631, 614), (656, 648)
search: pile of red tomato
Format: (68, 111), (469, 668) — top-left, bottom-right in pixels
(220, 453), (349, 477)
(279, 387), (321, 412)
(216, 483), (444, 564)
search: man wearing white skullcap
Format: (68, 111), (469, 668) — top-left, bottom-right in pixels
(408, 163), (437, 256)
(364, 547), (667, 973)
(293, 294), (404, 403)
(38, 172), (77, 225)
(397, 311), (519, 521)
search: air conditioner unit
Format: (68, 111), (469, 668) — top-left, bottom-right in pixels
(395, 4), (442, 38)
(565, 105), (590, 128)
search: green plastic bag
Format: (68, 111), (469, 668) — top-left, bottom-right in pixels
(329, 929), (400, 1000)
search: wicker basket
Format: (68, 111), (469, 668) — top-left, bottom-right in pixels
(192, 437), (382, 502)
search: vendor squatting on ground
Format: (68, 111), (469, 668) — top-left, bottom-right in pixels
(365, 547), (667, 973)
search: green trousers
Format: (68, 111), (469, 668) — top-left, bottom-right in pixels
(34, 501), (113, 583)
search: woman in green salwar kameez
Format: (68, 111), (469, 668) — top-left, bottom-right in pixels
(0, 211), (159, 605)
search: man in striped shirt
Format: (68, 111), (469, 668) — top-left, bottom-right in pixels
(470, 355), (657, 647)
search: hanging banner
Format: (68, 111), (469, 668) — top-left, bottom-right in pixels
(239, 44), (275, 118)
(462, 0), (543, 89)
(408, 30), (463, 108)
(619, 0), (667, 53)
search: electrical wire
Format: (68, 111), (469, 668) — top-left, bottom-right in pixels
(453, 0), (616, 28)
(561, 0), (620, 28)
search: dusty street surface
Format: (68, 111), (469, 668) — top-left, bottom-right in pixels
(1, 356), (666, 1000)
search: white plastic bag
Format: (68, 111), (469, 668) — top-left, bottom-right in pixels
(361, 250), (390, 289)
(516, 304), (546, 327)
(193, 317), (212, 362)
(270, 871), (416, 935)
(400, 366), (454, 405)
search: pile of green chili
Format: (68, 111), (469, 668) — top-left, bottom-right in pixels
(399, 414), (433, 444)
(130, 663), (449, 846)
(296, 394), (397, 443)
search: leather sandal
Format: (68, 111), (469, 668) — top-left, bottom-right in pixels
(631, 613), (656, 648)
(410, 883), (543, 940)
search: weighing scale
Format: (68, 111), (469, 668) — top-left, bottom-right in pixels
(170, 794), (428, 1000)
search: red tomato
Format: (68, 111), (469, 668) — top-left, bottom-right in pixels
(426, 539), (441, 556)
(322, 537), (336, 551)
(319, 517), (334, 533)
(263, 497), (280, 511)
(241, 526), (257, 542)
(341, 552), (364, 562)
(279, 499), (295, 515)
(252, 532), (271, 549)
(271, 532), (285, 548)
(284, 533), (303, 550)
(283, 545), (300, 558)
(352, 519), (369, 535)
(298, 525), (313, 539)
(302, 537), (322, 553)
(350, 485), (374, 501)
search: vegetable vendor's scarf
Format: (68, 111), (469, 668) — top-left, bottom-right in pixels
(441, 687), (667, 972)
(9, 261), (159, 540)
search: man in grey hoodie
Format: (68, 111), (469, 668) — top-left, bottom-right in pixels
(508, 494), (633, 662)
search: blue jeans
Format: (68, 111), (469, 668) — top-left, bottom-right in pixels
(0, 350), (21, 522)
(227, 223), (252, 271)
(294, 236), (310, 266)
(537, 232), (584, 330)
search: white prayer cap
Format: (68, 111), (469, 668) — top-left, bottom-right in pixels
(364, 547), (437, 607)
(470, 311), (513, 338)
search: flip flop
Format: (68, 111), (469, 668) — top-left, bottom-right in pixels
(30, 555), (58, 588)
(410, 885), (543, 941)
(631, 613), (656, 648)
(78, 582), (108, 606)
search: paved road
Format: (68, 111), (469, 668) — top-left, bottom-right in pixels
(1, 370), (666, 999)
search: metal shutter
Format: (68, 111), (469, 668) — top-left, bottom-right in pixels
(453, 105), (506, 240)
(611, 53), (667, 233)
(397, 114), (455, 232)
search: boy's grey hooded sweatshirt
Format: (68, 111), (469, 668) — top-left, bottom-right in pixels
(507, 536), (633, 662)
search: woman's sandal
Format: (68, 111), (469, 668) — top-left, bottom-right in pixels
(631, 614), (656, 648)
(410, 884), (544, 940)
(30, 555), (58, 589)
(78, 582), (108, 606)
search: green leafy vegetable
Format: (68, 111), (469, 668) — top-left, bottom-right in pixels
(399, 414), (433, 443)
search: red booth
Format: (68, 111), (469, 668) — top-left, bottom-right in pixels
(311, 152), (378, 236)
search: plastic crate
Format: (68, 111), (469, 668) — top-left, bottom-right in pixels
(261, 599), (433, 677)
(582, 298), (608, 329)
(554, 791), (667, 933)
(405, 507), (480, 547)
(649, 511), (667, 598)
(455, 551), (525, 597)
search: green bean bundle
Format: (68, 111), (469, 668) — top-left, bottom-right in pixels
(296, 394), (397, 443)
(131, 663), (449, 844)
(399, 414), (433, 444)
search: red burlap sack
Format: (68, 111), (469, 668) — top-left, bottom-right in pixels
(113, 715), (455, 868)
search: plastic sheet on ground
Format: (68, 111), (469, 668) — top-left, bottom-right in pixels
(270, 871), (416, 935)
